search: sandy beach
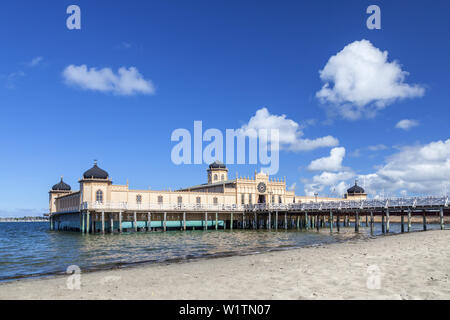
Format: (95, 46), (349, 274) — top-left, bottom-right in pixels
(0, 230), (449, 300)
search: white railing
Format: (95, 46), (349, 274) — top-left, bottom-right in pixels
(70, 196), (448, 214)
(81, 202), (245, 212)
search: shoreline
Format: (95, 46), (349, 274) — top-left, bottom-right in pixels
(1, 230), (449, 300)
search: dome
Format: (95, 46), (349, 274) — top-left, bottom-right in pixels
(347, 181), (365, 194)
(83, 161), (109, 179)
(52, 177), (71, 191)
(209, 160), (227, 169)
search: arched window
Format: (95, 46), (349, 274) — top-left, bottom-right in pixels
(158, 196), (163, 204)
(241, 194), (245, 204)
(278, 196), (282, 204)
(177, 196), (183, 204)
(96, 190), (103, 204)
(221, 174), (224, 181)
(272, 195), (275, 203)
(136, 195), (142, 204)
(248, 194), (252, 204)
(214, 174), (218, 181)
(196, 197), (201, 204)
(213, 197), (218, 205)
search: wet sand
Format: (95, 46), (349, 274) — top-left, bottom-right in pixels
(0, 230), (449, 300)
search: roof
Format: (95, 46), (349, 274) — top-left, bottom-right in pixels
(347, 181), (365, 194)
(83, 161), (109, 179)
(52, 177), (71, 191)
(209, 161), (227, 169)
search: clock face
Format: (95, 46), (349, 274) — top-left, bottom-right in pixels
(257, 182), (267, 194)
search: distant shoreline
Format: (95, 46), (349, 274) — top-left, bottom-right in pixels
(0, 220), (48, 223)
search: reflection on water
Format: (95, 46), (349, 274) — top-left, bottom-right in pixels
(0, 221), (442, 282)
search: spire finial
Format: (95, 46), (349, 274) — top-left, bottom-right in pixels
(355, 179), (358, 186)
(94, 159), (98, 166)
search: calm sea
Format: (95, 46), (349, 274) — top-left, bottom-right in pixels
(0, 221), (441, 282)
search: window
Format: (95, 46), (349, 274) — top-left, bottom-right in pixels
(214, 174), (218, 181)
(249, 194), (252, 204)
(272, 195), (275, 203)
(213, 197), (218, 205)
(221, 174), (224, 181)
(278, 196), (282, 204)
(136, 195), (142, 204)
(293, 197), (296, 203)
(177, 196), (183, 204)
(158, 196), (163, 204)
(196, 197), (201, 204)
(96, 190), (103, 203)
(241, 194), (245, 204)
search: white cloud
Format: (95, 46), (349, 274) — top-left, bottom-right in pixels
(303, 139), (450, 198)
(368, 144), (388, 151)
(395, 119), (419, 130)
(28, 57), (43, 67)
(62, 65), (155, 96)
(307, 147), (346, 172)
(289, 183), (297, 191)
(316, 39), (425, 119)
(239, 108), (339, 152)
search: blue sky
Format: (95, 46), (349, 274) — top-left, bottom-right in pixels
(1, 0), (449, 216)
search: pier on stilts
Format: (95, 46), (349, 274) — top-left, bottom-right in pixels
(50, 196), (449, 234)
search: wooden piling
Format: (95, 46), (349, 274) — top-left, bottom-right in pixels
(407, 208), (412, 232)
(275, 211), (278, 230)
(86, 211), (90, 234)
(296, 216), (300, 230)
(110, 214), (114, 233)
(230, 212), (233, 230)
(386, 209), (390, 233)
(119, 211), (123, 233)
(133, 211), (138, 232)
(101, 211), (105, 234)
(268, 212), (271, 230)
(365, 214), (368, 227)
(355, 211), (359, 232)
(329, 211), (333, 233)
(216, 212), (219, 230)
(284, 212), (288, 230)
(183, 212), (186, 231)
(401, 214), (404, 233)
(81, 213), (85, 234)
(381, 211), (385, 234)
(336, 214), (340, 232)
(423, 211), (427, 231)
(316, 214), (320, 231)
(440, 207), (445, 230)
(254, 212), (257, 230)
(204, 212), (208, 231)
(370, 211), (374, 234)
(163, 212), (167, 232)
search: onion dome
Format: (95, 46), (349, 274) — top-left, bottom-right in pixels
(83, 161), (109, 179)
(347, 181), (365, 194)
(209, 160), (227, 169)
(52, 177), (71, 191)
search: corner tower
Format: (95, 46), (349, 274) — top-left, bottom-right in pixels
(207, 161), (228, 184)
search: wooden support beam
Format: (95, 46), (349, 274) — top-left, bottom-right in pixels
(284, 212), (288, 230)
(297, 216), (300, 230)
(329, 211), (333, 233)
(110, 214), (114, 233)
(133, 211), (138, 232)
(381, 210), (385, 234)
(355, 211), (359, 232)
(230, 212), (233, 230)
(81, 213), (85, 234)
(119, 211), (123, 233)
(423, 211), (427, 231)
(370, 211), (374, 235)
(183, 212), (186, 231)
(267, 212), (271, 230)
(401, 213), (404, 233)
(407, 208), (412, 232)
(365, 214), (368, 227)
(305, 212), (309, 230)
(86, 211), (90, 234)
(101, 211), (105, 234)
(204, 212), (208, 231)
(164, 212), (167, 232)
(275, 211), (278, 231)
(386, 209), (390, 233)
(216, 212), (219, 230)
(440, 207), (445, 230)
(254, 212), (257, 230)
(336, 214), (340, 233)
(148, 212), (152, 232)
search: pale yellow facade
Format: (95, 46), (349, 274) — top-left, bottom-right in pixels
(50, 162), (366, 214)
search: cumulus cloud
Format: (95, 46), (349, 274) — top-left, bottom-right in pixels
(62, 65), (155, 96)
(395, 119), (419, 130)
(316, 39), (425, 119)
(239, 108), (339, 152)
(307, 147), (346, 172)
(303, 139), (450, 197)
